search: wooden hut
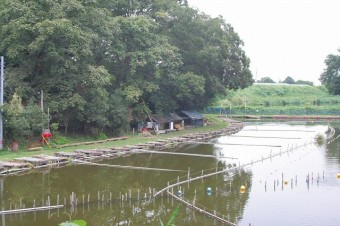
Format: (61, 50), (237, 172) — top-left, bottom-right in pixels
(179, 111), (204, 127)
(148, 114), (172, 133)
(166, 113), (184, 131)
(147, 113), (184, 133)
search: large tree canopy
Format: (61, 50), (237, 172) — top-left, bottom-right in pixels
(320, 49), (340, 95)
(0, 0), (253, 139)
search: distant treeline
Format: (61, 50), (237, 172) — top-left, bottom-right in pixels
(256, 76), (313, 86)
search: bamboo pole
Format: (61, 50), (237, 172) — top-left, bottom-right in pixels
(0, 205), (63, 214)
(167, 191), (235, 225)
(155, 141), (312, 197)
(137, 149), (237, 159)
(230, 135), (301, 139)
(187, 141), (281, 147)
(73, 159), (185, 172)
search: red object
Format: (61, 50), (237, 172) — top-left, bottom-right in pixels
(42, 131), (52, 138)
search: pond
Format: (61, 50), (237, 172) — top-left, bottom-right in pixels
(0, 121), (339, 226)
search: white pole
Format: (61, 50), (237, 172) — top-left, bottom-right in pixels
(47, 108), (50, 129)
(40, 90), (43, 112)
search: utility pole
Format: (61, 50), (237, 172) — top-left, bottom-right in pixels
(0, 57), (4, 149)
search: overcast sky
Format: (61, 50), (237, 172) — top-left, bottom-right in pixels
(189, 0), (340, 85)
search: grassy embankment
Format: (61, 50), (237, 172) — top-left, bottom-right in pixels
(0, 114), (228, 161)
(209, 84), (340, 116)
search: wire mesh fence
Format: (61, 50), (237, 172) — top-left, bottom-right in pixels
(204, 106), (340, 116)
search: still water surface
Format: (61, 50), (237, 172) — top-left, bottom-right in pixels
(0, 121), (339, 226)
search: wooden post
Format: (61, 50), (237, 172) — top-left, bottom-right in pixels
(87, 194), (90, 203)
(187, 167), (190, 188)
(72, 192), (75, 206)
(295, 175), (297, 186)
(291, 178), (293, 189)
(57, 195), (60, 206)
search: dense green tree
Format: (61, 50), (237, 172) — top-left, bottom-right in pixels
(3, 93), (47, 143)
(0, 0), (253, 141)
(257, 77), (275, 83)
(320, 49), (340, 95)
(160, 7), (253, 107)
(150, 72), (206, 112)
(282, 76), (295, 84)
(106, 90), (130, 136)
(102, 15), (183, 118)
(0, 0), (108, 134)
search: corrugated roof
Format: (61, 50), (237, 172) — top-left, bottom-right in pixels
(166, 113), (183, 121)
(181, 111), (203, 119)
(151, 114), (172, 124)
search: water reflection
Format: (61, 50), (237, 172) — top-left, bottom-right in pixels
(0, 122), (339, 225)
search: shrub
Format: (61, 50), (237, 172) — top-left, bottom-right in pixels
(53, 136), (69, 145)
(96, 132), (108, 140)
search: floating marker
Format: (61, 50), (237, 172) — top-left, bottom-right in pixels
(240, 185), (246, 193)
(337, 173), (340, 179)
(207, 187), (212, 196)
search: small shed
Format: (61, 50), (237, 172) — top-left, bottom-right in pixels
(166, 113), (184, 130)
(149, 114), (172, 130)
(179, 111), (204, 127)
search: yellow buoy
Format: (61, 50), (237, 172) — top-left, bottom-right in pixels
(240, 185), (246, 192)
(337, 173), (340, 179)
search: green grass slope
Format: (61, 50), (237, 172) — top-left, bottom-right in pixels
(208, 84), (340, 115)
